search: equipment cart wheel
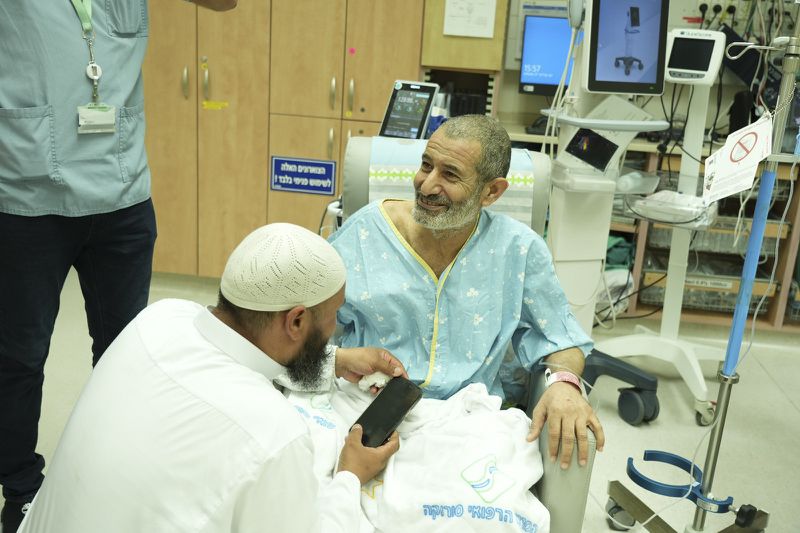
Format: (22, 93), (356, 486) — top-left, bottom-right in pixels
(638, 63), (643, 70)
(615, 59), (620, 67)
(605, 498), (635, 531)
(695, 402), (715, 426)
(641, 390), (660, 422)
(618, 388), (645, 426)
(625, 66), (631, 75)
(617, 388), (660, 425)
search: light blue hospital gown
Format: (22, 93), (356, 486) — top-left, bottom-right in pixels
(329, 200), (592, 402)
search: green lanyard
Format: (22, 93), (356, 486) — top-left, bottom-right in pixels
(70, 0), (102, 103)
(70, 0), (93, 33)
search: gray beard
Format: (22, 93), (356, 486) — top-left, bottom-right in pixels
(411, 188), (482, 231)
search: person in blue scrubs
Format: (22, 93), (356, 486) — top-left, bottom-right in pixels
(331, 115), (606, 470)
(0, 1), (236, 531)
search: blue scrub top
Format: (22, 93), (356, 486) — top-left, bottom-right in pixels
(0, 1), (151, 216)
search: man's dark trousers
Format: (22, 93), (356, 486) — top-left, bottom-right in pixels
(0, 199), (157, 503)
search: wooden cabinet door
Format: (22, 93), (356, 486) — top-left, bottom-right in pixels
(421, 0), (509, 71)
(143, 1), (198, 275)
(270, 0), (346, 118)
(268, 114), (342, 231)
(344, 0), (424, 122)
(197, 3), (271, 278)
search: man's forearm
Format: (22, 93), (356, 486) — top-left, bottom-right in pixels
(543, 347), (585, 376)
(188, 0), (238, 11)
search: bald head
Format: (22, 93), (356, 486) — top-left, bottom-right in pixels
(437, 115), (511, 185)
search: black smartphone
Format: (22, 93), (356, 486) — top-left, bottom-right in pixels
(353, 377), (422, 447)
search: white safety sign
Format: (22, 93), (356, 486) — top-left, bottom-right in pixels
(703, 114), (773, 203)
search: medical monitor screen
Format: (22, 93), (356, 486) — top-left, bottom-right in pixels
(587, 0), (668, 94)
(379, 82), (438, 140)
(519, 15), (577, 96)
(564, 128), (619, 171)
(668, 38), (714, 72)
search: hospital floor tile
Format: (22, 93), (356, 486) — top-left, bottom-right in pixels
(3, 270), (798, 532)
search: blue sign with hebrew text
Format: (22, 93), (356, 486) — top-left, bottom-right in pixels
(271, 156), (336, 196)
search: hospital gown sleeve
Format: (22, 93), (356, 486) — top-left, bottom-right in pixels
(232, 434), (362, 532)
(511, 236), (593, 369)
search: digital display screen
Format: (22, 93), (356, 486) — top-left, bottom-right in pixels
(519, 16), (578, 96)
(564, 128), (619, 171)
(382, 89), (433, 139)
(668, 38), (715, 72)
(588, 0), (668, 94)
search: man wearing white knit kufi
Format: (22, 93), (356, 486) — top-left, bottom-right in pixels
(19, 223), (407, 533)
(221, 223), (348, 312)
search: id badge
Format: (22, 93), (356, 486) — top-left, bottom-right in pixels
(77, 103), (116, 134)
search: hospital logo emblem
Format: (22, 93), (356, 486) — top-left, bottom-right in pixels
(461, 455), (515, 503)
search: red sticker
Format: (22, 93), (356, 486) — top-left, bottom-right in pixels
(348, 47), (356, 55)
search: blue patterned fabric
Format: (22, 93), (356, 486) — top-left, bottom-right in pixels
(330, 201), (592, 401)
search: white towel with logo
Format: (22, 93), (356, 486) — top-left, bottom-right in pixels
(287, 382), (549, 533)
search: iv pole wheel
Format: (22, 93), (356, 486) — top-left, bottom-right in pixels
(695, 402), (715, 426)
(605, 498), (635, 531)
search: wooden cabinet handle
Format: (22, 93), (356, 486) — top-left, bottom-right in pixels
(328, 128), (334, 159)
(330, 77), (337, 110)
(348, 78), (355, 112)
(201, 56), (210, 101)
(182, 66), (189, 99)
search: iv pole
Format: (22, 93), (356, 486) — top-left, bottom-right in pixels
(688, 18), (800, 533)
(608, 22), (798, 533)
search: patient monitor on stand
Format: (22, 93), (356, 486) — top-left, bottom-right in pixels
(547, 0), (731, 424)
(546, 0), (670, 334)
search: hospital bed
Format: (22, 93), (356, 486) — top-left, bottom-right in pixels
(337, 136), (597, 533)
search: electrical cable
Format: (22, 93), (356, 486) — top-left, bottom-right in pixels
(622, 196), (708, 226)
(595, 272), (668, 319)
(594, 271), (618, 330)
(541, 27), (578, 158)
(735, 162), (796, 372)
(699, 3), (709, 29)
(318, 198), (341, 235)
(708, 65), (726, 153)
(567, 259), (608, 308)
(595, 268), (632, 328)
(674, 86), (695, 162)
(594, 233), (698, 325)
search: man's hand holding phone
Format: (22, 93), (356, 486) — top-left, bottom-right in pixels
(337, 425), (400, 484)
(336, 376), (422, 484)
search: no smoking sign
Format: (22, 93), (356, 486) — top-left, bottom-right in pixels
(730, 131), (759, 163)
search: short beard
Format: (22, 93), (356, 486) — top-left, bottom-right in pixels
(411, 186), (483, 232)
(286, 325), (329, 388)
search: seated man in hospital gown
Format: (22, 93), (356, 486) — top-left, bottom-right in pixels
(329, 115), (605, 469)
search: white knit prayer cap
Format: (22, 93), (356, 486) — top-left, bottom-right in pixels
(220, 223), (346, 311)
